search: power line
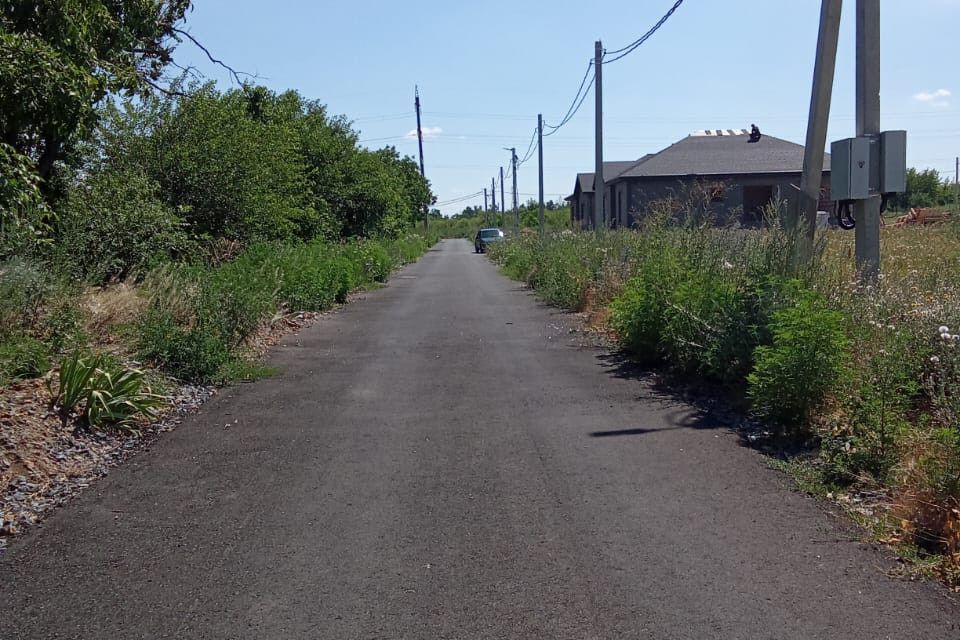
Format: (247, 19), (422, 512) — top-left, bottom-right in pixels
(544, 73), (595, 137)
(602, 0), (684, 65)
(517, 127), (539, 166)
(435, 190), (484, 206)
(543, 61), (595, 133)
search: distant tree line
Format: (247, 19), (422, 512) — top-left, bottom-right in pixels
(890, 168), (958, 211)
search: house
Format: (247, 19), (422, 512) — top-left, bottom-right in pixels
(573, 129), (832, 228)
(566, 160), (648, 229)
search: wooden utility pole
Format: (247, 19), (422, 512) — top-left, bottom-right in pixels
(483, 188), (489, 226)
(796, 0), (842, 253)
(854, 0), (881, 281)
(594, 41), (605, 232)
(414, 86), (428, 231)
(491, 177), (498, 226)
(538, 113), (545, 235)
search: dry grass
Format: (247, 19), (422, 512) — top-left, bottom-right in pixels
(82, 283), (148, 343)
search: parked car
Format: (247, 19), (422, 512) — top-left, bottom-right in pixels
(474, 228), (504, 253)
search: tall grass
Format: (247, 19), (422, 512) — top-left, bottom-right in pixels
(1, 233), (436, 388)
(136, 234), (434, 383)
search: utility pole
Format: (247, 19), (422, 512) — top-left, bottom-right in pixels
(955, 156), (959, 211)
(796, 0), (842, 255)
(538, 113), (545, 235)
(854, 0), (881, 281)
(500, 166), (505, 228)
(511, 147), (519, 235)
(414, 85), (428, 231)
(483, 188), (489, 226)
(594, 40), (605, 232)
(491, 177), (498, 226)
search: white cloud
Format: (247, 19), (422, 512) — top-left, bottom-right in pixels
(405, 126), (442, 139)
(913, 88), (951, 107)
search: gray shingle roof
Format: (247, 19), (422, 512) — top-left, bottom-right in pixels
(572, 158), (651, 197)
(616, 133), (830, 179)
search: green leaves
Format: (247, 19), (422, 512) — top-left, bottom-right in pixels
(1, 1), (192, 185)
(48, 350), (164, 430)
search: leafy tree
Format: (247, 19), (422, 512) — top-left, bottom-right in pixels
(891, 168), (952, 210)
(77, 83), (434, 244)
(0, 0), (192, 193)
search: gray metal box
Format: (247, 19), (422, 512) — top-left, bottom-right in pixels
(830, 137), (871, 200)
(880, 130), (907, 193)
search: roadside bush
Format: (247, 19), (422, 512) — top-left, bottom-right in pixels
(52, 169), (190, 283)
(137, 254), (280, 383)
(610, 248), (685, 362)
(134, 233), (434, 383)
(0, 335), (50, 385)
(276, 242), (351, 310)
(747, 290), (847, 436)
(136, 308), (233, 384)
(0, 258), (83, 360)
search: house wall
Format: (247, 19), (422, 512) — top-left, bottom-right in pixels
(577, 192), (594, 229)
(621, 172), (832, 227)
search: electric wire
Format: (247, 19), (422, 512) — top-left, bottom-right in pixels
(435, 190), (485, 206)
(517, 127), (539, 166)
(543, 73), (595, 137)
(602, 0), (684, 64)
(543, 60), (594, 132)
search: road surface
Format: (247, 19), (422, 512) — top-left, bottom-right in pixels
(1, 239), (957, 639)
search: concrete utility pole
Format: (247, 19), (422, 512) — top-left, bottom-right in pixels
(796, 0), (842, 254)
(854, 0), (881, 281)
(511, 147), (519, 235)
(414, 86), (428, 231)
(483, 188), (489, 226)
(500, 166), (505, 227)
(594, 40), (605, 232)
(491, 177), (498, 226)
(538, 113), (545, 235)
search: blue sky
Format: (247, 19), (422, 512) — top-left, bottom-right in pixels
(175, 0), (960, 215)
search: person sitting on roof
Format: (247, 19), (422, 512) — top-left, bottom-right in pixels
(749, 124), (762, 143)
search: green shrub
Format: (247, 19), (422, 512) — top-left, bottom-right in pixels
(661, 272), (744, 378)
(0, 258), (83, 353)
(0, 335), (50, 385)
(52, 169), (190, 283)
(610, 267), (672, 362)
(136, 308), (234, 384)
(824, 323), (926, 480)
(276, 242), (350, 310)
(747, 290), (848, 435)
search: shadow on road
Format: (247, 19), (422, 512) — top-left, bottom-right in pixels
(592, 350), (762, 445)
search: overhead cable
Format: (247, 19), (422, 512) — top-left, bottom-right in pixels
(602, 0), (684, 64)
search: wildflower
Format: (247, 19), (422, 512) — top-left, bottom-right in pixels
(931, 356), (941, 364)
(887, 325), (895, 331)
(939, 325), (950, 334)
(942, 333), (953, 341)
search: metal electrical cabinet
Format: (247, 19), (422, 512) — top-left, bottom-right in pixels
(830, 137), (871, 200)
(880, 130), (907, 194)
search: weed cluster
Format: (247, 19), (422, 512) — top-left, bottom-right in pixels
(136, 235), (433, 383)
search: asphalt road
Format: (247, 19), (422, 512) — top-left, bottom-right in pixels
(2, 238), (958, 639)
